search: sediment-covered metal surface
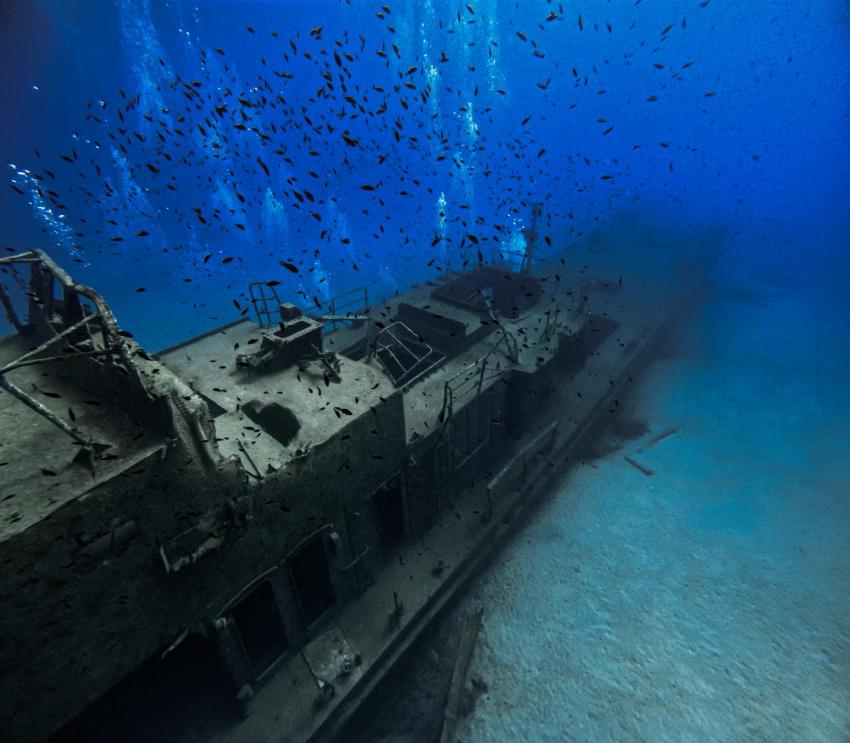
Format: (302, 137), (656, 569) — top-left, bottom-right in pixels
(0, 250), (682, 743)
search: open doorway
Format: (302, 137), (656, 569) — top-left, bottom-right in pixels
(231, 580), (289, 679)
(51, 632), (238, 742)
(372, 474), (406, 554)
(290, 534), (335, 627)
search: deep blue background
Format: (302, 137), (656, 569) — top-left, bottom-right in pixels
(1, 0), (848, 349)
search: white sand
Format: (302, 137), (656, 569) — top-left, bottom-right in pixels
(452, 283), (850, 742)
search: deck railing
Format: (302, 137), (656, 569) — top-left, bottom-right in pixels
(0, 250), (142, 450)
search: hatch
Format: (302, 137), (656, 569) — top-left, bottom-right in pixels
(242, 400), (300, 446)
(373, 321), (445, 388)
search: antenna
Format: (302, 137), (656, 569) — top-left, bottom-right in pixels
(523, 202), (543, 273)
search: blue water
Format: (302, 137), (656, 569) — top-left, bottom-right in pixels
(3, 1), (848, 349)
(1, 0), (849, 740)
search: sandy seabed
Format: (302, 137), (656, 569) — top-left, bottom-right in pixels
(367, 276), (850, 743)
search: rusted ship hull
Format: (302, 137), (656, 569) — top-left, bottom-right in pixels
(0, 249), (682, 743)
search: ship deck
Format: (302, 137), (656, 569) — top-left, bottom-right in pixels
(0, 335), (167, 541)
(206, 271), (681, 743)
(394, 278), (586, 442)
(157, 320), (396, 475)
(156, 270), (586, 476)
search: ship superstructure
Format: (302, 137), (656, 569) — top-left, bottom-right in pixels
(0, 244), (679, 742)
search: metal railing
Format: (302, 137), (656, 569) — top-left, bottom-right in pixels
(437, 332), (510, 428)
(491, 246), (554, 273)
(310, 287), (369, 332)
(432, 324), (519, 503)
(248, 281), (281, 328)
(373, 321), (445, 389)
(0, 250), (144, 451)
(249, 282), (369, 333)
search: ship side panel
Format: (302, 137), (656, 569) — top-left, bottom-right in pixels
(0, 389), (406, 743)
(0, 442), (241, 743)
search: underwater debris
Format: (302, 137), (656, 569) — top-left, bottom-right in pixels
(440, 607), (484, 743)
(387, 590), (405, 632)
(624, 455), (654, 476)
(0, 237), (685, 742)
(642, 425), (680, 451)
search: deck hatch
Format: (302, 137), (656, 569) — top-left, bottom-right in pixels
(374, 321), (445, 388)
(242, 400), (300, 446)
